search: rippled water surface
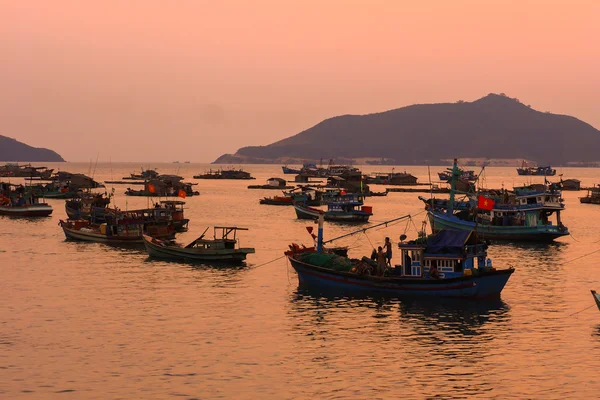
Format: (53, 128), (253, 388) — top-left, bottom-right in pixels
(2, 163), (600, 399)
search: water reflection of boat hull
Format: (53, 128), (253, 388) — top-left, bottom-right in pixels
(288, 257), (513, 299)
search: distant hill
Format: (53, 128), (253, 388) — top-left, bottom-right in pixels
(0, 136), (65, 162)
(214, 94), (600, 165)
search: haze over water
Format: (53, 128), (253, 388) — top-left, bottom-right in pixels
(2, 163), (600, 399)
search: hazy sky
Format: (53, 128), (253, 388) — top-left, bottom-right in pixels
(1, 1), (599, 162)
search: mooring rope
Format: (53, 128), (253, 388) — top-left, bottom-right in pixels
(567, 304), (596, 317)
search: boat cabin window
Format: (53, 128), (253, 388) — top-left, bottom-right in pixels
(527, 197), (537, 205)
(401, 249), (422, 277)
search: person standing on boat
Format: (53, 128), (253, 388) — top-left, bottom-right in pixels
(376, 246), (386, 276)
(383, 237), (392, 267)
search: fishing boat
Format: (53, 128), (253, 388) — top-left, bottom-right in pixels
(122, 169), (159, 180)
(438, 167), (477, 182)
(60, 217), (174, 243)
(125, 176), (199, 197)
(0, 163), (54, 179)
(282, 165), (302, 175)
(516, 161), (556, 176)
(580, 185), (600, 204)
(193, 168), (255, 180)
(65, 192), (112, 219)
(293, 193), (372, 222)
(248, 177), (294, 190)
(592, 290), (600, 311)
(426, 160), (569, 242)
(259, 195), (294, 205)
(286, 214), (514, 298)
(159, 200), (189, 232)
(142, 227), (255, 262)
(0, 184), (53, 217)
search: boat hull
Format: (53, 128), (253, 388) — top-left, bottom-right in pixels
(60, 222), (143, 243)
(429, 212), (568, 242)
(294, 204), (371, 223)
(288, 257), (513, 299)
(0, 204), (53, 217)
(143, 236), (254, 262)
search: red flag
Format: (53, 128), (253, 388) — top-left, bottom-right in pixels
(147, 183), (156, 193)
(178, 189), (187, 199)
(477, 195), (495, 211)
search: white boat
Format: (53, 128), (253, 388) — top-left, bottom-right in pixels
(143, 227), (255, 262)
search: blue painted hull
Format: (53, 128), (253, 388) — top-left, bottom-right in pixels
(288, 257), (513, 299)
(429, 211), (568, 242)
(282, 166), (301, 174)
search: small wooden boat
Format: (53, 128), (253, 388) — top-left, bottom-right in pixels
(65, 192), (112, 219)
(592, 290), (600, 311)
(142, 227), (255, 262)
(259, 196), (293, 205)
(367, 191), (388, 197)
(286, 215), (514, 299)
(248, 177), (294, 190)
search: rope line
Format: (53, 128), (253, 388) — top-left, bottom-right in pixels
(249, 254), (286, 270)
(567, 304), (595, 317)
(563, 248), (600, 265)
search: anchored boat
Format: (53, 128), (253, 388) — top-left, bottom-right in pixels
(426, 160), (568, 242)
(142, 227), (255, 262)
(293, 193), (372, 223)
(286, 214), (514, 298)
(0, 183), (53, 217)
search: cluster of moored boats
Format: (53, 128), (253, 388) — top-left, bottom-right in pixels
(2, 160), (599, 304)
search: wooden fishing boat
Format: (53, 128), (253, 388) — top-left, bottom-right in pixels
(0, 184), (53, 217)
(193, 168), (255, 180)
(426, 160), (569, 242)
(259, 195), (294, 205)
(142, 227), (255, 262)
(60, 218), (174, 243)
(286, 215), (514, 299)
(65, 192), (112, 219)
(159, 200), (189, 232)
(516, 161), (556, 176)
(294, 194), (372, 223)
(438, 167), (477, 182)
(592, 290), (600, 311)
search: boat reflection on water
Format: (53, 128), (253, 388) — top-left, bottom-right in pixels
(289, 286), (511, 334)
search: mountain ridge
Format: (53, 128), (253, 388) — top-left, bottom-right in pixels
(213, 94), (600, 165)
(0, 136), (65, 162)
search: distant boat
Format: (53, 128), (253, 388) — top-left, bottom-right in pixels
(293, 193), (372, 223)
(592, 290), (600, 311)
(438, 167), (477, 182)
(184, 161), (190, 164)
(194, 168), (255, 180)
(516, 161), (556, 176)
(142, 227), (255, 262)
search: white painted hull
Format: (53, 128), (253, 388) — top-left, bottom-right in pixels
(0, 204), (53, 217)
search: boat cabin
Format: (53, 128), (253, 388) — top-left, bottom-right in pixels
(397, 230), (486, 279)
(185, 227), (249, 250)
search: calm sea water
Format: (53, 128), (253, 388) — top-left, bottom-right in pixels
(2, 162), (600, 399)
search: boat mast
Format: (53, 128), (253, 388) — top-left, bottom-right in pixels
(317, 211), (324, 253)
(447, 158), (460, 216)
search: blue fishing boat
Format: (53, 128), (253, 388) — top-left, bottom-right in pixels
(426, 160), (569, 242)
(293, 193), (372, 222)
(438, 168), (477, 182)
(592, 290), (600, 311)
(286, 214), (514, 298)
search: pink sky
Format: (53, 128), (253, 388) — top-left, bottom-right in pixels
(1, 1), (599, 162)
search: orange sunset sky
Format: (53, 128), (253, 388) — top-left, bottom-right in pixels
(1, 1), (599, 162)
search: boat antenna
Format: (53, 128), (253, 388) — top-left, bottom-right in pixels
(91, 153), (99, 179)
